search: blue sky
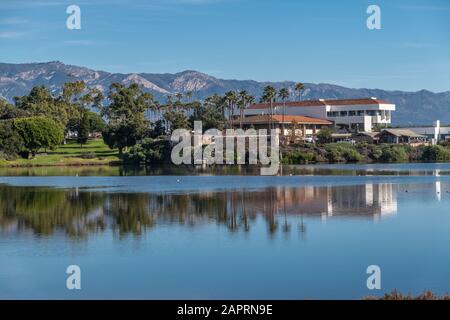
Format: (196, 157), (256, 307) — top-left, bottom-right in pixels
(0, 0), (449, 92)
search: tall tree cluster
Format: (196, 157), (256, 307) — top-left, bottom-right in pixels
(1, 80), (303, 160)
(0, 82), (105, 158)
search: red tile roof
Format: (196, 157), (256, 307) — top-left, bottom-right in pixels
(233, 115), (333, 125)
(248, 98), (391, 110)
(323, 98), (390, 105)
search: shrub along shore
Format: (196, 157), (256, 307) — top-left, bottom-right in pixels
(2, 138), (450, 168)
(0, 139), (120, 167)
(281, 141), (450, 164)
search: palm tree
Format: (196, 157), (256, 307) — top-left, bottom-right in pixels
(261, 85), (277, 131)
(224, 91), (238, 128)
(278, 88), (290, 139)
(165, 95), (174, 114)
(164, 95), (174, 133)
(244, 94), (255, 128)
(150, 100), (161, 122)
(295, 83), (305, 101)
(187, 100), (201, 119)
(238, 90), (254, 129)
(278, 88), (290, 102)
(205, 93), (222, 115)
(173, 92), (185, 112)
(186, 91), (193, 102)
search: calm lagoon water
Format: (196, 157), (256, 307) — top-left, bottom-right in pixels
(1, 163), (450, 299)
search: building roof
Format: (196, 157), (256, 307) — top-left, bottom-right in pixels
(407, 126), (450, 135)
(233, 115), (333, 125)
(355, 131), (379, 138)
(331, 133), (352, 138)
(247, 98), (392, 110)
(378, 128), (427, 138)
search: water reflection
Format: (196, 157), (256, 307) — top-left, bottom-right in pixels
(2, 164), (450, 177)
(0, 181), (412, 240)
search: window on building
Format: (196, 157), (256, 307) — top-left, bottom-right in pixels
(348, 111), (356, 116)
(340, 111), (348, 117)
(366, 110), (380, 116)
(357, 110), (365, 116)
(327, 111), (339, 117)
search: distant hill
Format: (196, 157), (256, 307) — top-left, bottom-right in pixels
(1, 61), (449, 126)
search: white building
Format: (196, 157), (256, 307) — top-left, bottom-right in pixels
(241, 97), (396, 132)
(408, 121), (450, 143)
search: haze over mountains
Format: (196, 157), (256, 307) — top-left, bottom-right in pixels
(1, 61), (449, 126)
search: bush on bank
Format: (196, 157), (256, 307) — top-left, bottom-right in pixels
(378, 145), (410, 163)
(122, 138), (171, 164)
(1, 116), (64, 160)
(282, 151), (316, 164)
(421, 145), (450, 162)
(282, 142), (450, 165)
(13, 117), (64, 158)
(366, 290), (450, 300)
(325, 143), (363, 163)
(0, 120), (23, 160)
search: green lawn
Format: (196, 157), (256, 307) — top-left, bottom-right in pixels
(0, 139), (121, 167)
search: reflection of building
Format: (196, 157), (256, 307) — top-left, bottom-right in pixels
(436, 181), (442, 201)
(244, 183), (398, 220)
(326, 183), (397, 217)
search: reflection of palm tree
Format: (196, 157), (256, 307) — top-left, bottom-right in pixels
(107, 193), (156, 236)
(241, 190), (250, 232)
(282, 188), (290, 233)
(299, 214), (306, 235)
(1, 185), (315, 238)
(266, 188), (278, 234)
(229, 192), (238, 231)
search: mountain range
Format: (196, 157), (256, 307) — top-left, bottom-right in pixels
(1, 61), (449, 126)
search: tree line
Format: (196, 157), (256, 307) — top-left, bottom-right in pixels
(0, 81), (306, 161)
(0, 82), (104, 159)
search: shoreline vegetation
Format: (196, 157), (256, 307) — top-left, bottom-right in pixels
(2, 138), (450, 168)
(2, 81), (450, 168)
(281, 141), (450, 165)
(0, 139), (120, 167)
(365, 290), (450, 300)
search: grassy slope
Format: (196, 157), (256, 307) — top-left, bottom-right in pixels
(0, 139), (121, 167)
